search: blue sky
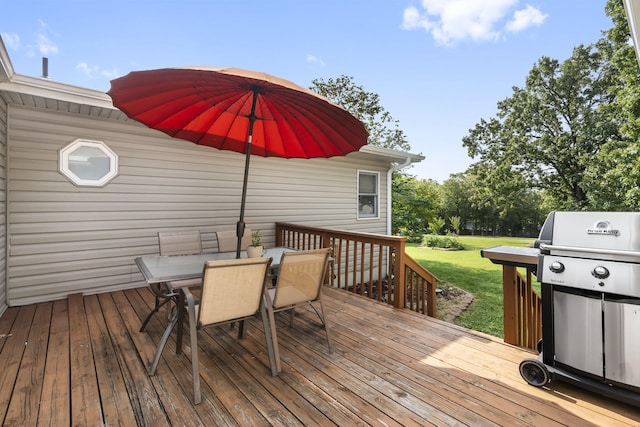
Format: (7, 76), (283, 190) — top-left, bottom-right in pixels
(1, 1), (612, 182)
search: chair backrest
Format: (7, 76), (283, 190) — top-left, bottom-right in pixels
(197, 257), (271, 326)
(158, 230), (202, 256)
(272, 248), (331, 309)
(216, 228), (252, 252)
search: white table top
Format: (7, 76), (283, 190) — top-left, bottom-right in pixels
(135, 247), (294, 284)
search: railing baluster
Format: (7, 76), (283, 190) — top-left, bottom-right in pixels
(376, 245), (383, 302)
(360, 242), (366, 296)
(336, 238), (343, 290)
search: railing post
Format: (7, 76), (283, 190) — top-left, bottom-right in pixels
(426, 277), (436, 318)
(502, 265), (518, 346)
(275, 223), (283, 247)
(393, 239), (406, 309)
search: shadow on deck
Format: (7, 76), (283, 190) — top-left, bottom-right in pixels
(0, 286), (638, 426)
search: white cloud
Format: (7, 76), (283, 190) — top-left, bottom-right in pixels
(402, 6), (429, 31)
(506, 4), (547, 33)
(101, 67), (119, 80)
(77, 62), (99, 77)
(35, 20), (59, 55)
(1, 33), (21, 51)
(306, 54), (326, 66)
(401, 0), (545, 46)
(77, 62), (119, 81)
(37, 33), (59, 55)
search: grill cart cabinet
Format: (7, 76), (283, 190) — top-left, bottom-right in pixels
(542, 285), (640, 390)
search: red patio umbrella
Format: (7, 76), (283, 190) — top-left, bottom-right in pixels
(108, 66), (368, 257)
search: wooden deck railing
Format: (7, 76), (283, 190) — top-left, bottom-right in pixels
(502, 266), (543, 350)
(275, 222), (438, 317)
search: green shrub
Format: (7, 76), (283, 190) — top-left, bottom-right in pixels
(428, 217), (445, 235)
(406, 233), (424, 244)
(394, 227), (425, 244)
(423, 235), (464, 250)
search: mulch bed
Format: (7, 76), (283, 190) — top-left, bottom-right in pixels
(346, 279), (474, 323)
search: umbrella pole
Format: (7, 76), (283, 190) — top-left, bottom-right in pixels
(235, 139), (251, 258)
(236, 91), (259, 258)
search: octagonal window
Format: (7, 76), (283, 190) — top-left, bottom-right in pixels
(59, 139), (118, 186)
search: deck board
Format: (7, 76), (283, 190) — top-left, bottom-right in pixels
(4, 302), (51, 426)
(85, 294), (139, 427)
(68, 293), (103, 427)
(37, 300), (70, 426)
(0, 304), (36, 423)
(104, 291), (173, 427)
(0, 286), (638, 426)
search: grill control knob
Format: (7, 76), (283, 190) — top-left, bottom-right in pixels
(549, 261), (565, 273)
(592, 266), (610, 279)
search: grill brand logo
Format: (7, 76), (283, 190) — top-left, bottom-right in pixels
(587, 220), (620, 236)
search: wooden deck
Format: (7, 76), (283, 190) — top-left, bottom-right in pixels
(0, 286), (638, 426)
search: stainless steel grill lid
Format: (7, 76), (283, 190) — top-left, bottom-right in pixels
(537, 211), (640, 262)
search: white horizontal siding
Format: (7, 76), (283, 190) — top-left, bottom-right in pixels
(7, 104), (390, 305)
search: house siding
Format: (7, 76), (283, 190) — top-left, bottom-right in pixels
(7, 105), (390, 306)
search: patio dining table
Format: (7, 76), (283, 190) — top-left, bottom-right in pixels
(134, 247), (294, 375)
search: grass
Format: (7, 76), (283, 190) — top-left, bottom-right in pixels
(406, 235), (535, 338)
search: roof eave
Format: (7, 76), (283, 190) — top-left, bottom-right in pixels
(0, 36), (14, 82)
(0, 72), (114, 109)
(624, 0), (640, 68)
(352, 145), (424, 164)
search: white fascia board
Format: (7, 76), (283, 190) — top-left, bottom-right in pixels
(0, 36), (14, 81)
(624, 0), (640, 69)
(355, 145), (424, 164)
(0, 72), (115, 109)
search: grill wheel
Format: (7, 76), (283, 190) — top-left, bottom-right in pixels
(519, 358), (550, 387)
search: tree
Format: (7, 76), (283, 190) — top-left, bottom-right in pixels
(310, 75), (411, 151)
(392, 174), (441, 237)
(440, 173), (474, 233)
(462, 44), (617, 210)
(583, 0), (640, 210)
(441, 167), (546, 236)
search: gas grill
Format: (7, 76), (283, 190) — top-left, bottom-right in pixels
(520, 211), (640, 407)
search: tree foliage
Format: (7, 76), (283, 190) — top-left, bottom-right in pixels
(462, 44), (617, 210)
(449, 216), (461, 235)
(391, 174), (441, 236)
(583, 0), (640, 210)
(440, 167), (546, 236)
(310, 75), (411, 151)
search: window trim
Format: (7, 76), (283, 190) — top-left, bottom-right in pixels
(59, 139), (118, 187)
(357, 170), (380, 220)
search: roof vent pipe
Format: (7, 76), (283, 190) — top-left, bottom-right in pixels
(42, 57), (48, 78)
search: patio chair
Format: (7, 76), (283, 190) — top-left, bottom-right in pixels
(262, 247), (333, 376)
(216, 228), (252, 252)
(139, 230), (203, 332)
(182, 257), (273, 404)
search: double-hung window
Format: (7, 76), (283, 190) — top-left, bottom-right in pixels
(357, 170), (379, 219)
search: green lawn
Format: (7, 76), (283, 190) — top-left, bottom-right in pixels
(405, 235), (535, 338)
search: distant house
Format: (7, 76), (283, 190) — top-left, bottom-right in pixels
(0, 38), (423, 312)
